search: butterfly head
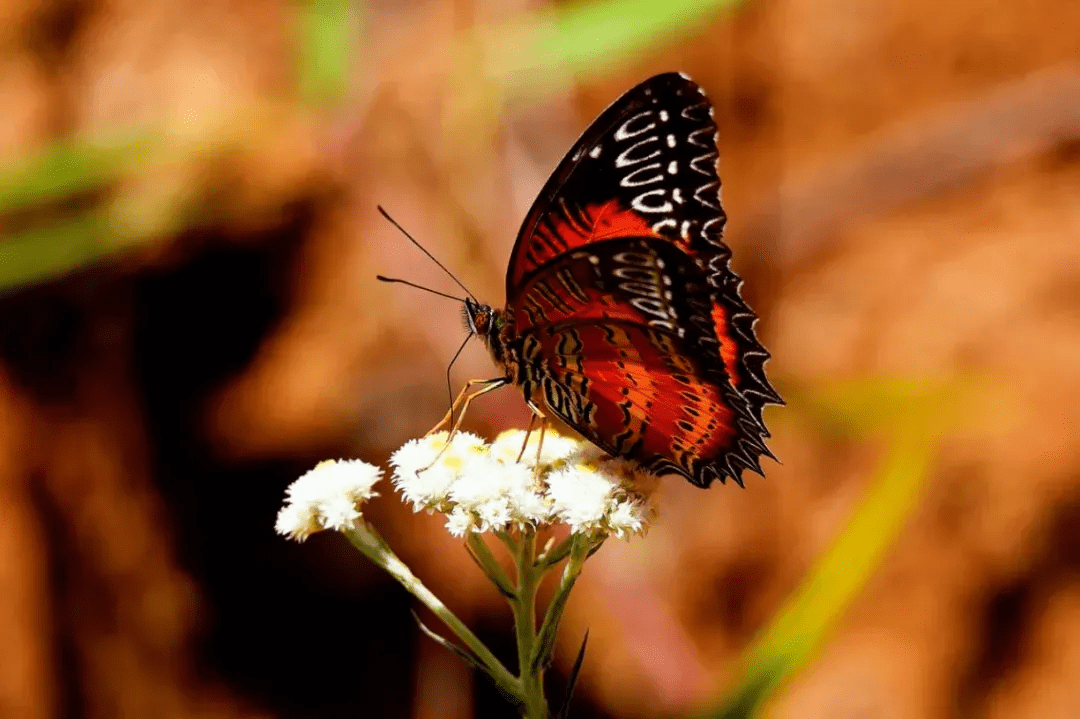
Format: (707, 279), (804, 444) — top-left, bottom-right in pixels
(463, 297), (499, 336)
(463, 298), (511, 364)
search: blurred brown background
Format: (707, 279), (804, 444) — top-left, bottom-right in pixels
(1, 0), (1080, 717)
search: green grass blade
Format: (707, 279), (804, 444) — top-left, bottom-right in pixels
(543, 0), (740, 75)
(708, 429), (937, 717)
(0, 129), (157, 213)
(484, 0), (745, 95)
(0, 214), (115, 295)
(295, 0), (355, 105)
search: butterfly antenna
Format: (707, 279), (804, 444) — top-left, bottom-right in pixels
(445, 333), (471, 428)
(375, 275), (464, 302)
(376, 205), (478, 301)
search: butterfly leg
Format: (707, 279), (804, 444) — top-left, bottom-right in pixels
(515, 412), (540, 463)
(420, 379), (509, 471)
(516, 404), (549, 479)
(531, 414), (548, 470)
(426, 377), (506, 436)
(442, 379), (508, 443)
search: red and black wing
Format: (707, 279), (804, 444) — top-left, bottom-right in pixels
(505, 73), (781, 487)
(508, 73), (740, 283)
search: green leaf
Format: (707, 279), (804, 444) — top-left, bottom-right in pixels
(411, 610), (488, 676)
(555, 630), (590, 719)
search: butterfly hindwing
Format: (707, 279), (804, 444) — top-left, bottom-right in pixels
(509, 237), (771, 485)
(519, 321), (768, 486)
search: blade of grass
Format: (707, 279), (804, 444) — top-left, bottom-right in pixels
(703, 375), (978, 718)
(0, 108), (280, 293)
(484, 0), (746, 95)
(709, 429), (937, 717)
(0, 129), (158, 213)
(295, 0), (356, 106)
(0, 161), (201, 295)
(717, 427), (937, 712)
(0, 214), (116, 295)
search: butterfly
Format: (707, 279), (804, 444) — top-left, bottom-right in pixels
(458, 72), (782, 488)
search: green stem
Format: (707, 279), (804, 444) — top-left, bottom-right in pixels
(466, 533), (515, 597)
(344, 522), (522, 700)
(533, 535), (592, 673)
(496, 529), (519, 555)
(536, 534), (575, 570)
(514, 530), (549, 719)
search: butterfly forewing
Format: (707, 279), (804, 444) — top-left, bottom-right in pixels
(508, 73), (726, 293)
(500, 73), (782, 487)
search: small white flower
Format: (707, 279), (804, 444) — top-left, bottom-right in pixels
(511, 483), (553, 526)
(475, 497), (513, 532)
(390, 431), (485, 509)
(490, 429), (582, 468)
(320, 494), (362, 531)
(386, 428), (656, 539)
(449, 454), (544, 533)
(546, 463), (619, 534)
(277, 459), (382, 540)
(607, 498), (649, 538)
(444, 506), (475, 537)
(454, 454), (532, 503)
(563, 441), (610, 467)
(394, 460), (458, 510)
(323, 459), (383, 502)
(389, 433), (447, 480)
(595, 457), (638, 480)
(447, 454), (505, 505)
(275, 502), (320, 541)
(598, 457), (661, 493)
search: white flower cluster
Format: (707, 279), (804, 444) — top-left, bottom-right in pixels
(390, 430), (656, 538)
(276, 459), (383, 541)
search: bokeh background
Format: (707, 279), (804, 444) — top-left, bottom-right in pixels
(2, 0), (1079, 717)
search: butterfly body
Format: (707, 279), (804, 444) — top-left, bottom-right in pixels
(466, 73), (782, 488)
